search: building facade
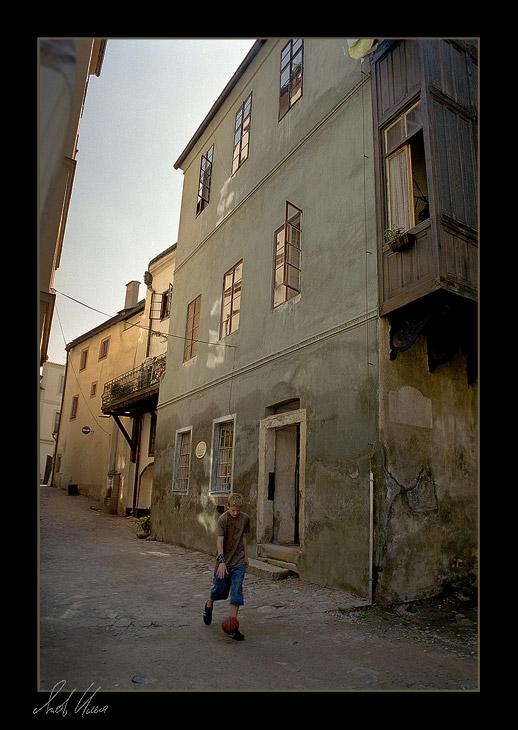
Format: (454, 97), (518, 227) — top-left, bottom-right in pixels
(53, 245), (176, 515)
(150, 38), (478, 603)
(39, 361), (66, 483)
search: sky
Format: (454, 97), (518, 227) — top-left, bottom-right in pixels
(47, 38), (257, 365)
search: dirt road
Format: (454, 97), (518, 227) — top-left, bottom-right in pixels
(37, 485), (478, 698)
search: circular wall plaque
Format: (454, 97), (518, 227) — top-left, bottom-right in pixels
(195, 441), (207, 459)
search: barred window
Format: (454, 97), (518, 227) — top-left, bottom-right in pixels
(211, 419), (234, 494)
(173, 428), (192, 493)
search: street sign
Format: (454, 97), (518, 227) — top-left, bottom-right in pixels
(82, 426), (91, 435)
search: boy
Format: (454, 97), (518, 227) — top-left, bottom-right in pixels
(203, 494), (249, 640)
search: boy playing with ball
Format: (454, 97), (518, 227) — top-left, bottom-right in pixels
(203, 493), (249, 640)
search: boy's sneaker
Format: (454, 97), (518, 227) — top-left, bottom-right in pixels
(203, 602), (213, 625)
(231, 629), (245, 641)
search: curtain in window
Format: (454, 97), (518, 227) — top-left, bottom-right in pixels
(386, 145), (413, 231)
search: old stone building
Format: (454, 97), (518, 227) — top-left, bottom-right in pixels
(150, 38), (478, 603)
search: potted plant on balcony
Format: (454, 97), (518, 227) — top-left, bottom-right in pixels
(384, 225), (415, 251)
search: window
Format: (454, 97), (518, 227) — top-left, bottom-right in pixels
(274, 202), (302, 307)
(184, 295), (201, 361)
(52, 411), (60, 434)
(148, 412), (157, 456)
(211, 419), (234, 494)
(279, 39), (303, 120)
(90, 381), (97, 398)
(221, 261), (242, 338)
(173, 427), (191, 492)
(384, 101), (429, 233)
(99, 337), (110, 360)
(79, 348), (88, 371)
(150, 285), (173, 321)
(196, 144), (214, 216)
(232, 93), (252, 175)
(70, 395), (79, 420)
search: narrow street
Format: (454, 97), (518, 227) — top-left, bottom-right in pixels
(37, 484), (478, 698)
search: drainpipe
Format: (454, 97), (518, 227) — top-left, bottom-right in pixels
(368, 467), (374, 604)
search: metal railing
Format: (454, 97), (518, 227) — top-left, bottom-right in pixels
(101, 353), (166, 410)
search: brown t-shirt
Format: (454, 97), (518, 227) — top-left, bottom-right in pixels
(216, 510), (250, 570)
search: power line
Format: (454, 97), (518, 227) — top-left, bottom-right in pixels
(51, 287), (237, 348)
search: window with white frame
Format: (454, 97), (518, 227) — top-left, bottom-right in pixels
(173, 427), (192, 493)
(211, 417), (235, 494)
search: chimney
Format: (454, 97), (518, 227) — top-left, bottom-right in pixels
(124, 281), (140, 309)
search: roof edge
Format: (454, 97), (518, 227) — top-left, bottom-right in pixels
(173, 39), (266, 170)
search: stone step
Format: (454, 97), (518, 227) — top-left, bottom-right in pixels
(247, 558), (295, 580)
(256, 542), (300, 565)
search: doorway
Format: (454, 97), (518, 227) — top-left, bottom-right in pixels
(257, 409), (306, 553)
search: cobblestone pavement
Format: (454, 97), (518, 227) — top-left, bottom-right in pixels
(37, 485), (478, 698)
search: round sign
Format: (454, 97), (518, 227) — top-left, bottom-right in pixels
(195, 441), (207, 459)
(82, 426), (91, 435)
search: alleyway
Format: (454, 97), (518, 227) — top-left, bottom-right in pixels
(38, 484), (478, 696)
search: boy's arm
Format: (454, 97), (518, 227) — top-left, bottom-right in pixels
(216, 535), (227, 578)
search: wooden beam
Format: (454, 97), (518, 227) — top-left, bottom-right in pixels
(112, 414), (134, 450)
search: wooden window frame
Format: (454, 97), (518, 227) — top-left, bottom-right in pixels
(383, 100), (429, 233)
(173, 426), (192, 493)
(79, 347), (88, 371)
(232, 93), (252, 175)
(196, 144), (214, 216)
(98, 337), (110, 360)
(273, 201), (302, 308)
(279, 39), (303, 120)
(184, 295), (201, 362)
(220, 260), (243, 338)
(70, 395), (79, 420)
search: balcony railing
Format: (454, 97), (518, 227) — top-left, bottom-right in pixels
(101, 354), (166, 411)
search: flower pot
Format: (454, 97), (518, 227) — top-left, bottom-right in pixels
(388, 232), (415, 251)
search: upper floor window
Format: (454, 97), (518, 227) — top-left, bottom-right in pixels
(384, 100), (429, 233)
(79, 348), (88, 371)
(70, 395), (79, 420)
(184, 295), (201, 361)
(196, 144), (214, 216)
(279, 39), (303, 120)
(98, 337), (110, 360)
(150, 284), (173, 321)
(221, 261), (242, 338)
(232, 93), (252, 175)
(274, 202), (302, 307)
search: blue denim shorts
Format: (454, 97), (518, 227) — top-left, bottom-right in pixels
(210, 563), (246, 606)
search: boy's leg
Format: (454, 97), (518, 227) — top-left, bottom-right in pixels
(204, 568), (230, 625)
(228, 564), (246, 639)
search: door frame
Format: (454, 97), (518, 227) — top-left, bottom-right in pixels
(257, 408), (306, 549)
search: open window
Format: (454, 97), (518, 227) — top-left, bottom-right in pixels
(274, 202), (302, 307)
(384, 101), (429, 234)
(279, 39), (303, 120)
(196, 145), (214, 216)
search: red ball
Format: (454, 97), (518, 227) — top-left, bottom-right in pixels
(221, 616), (239, 634)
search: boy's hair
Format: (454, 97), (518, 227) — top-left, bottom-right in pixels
(228, 493), (243, 508)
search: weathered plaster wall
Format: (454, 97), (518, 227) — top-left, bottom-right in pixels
(374, 320), (478, 603)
